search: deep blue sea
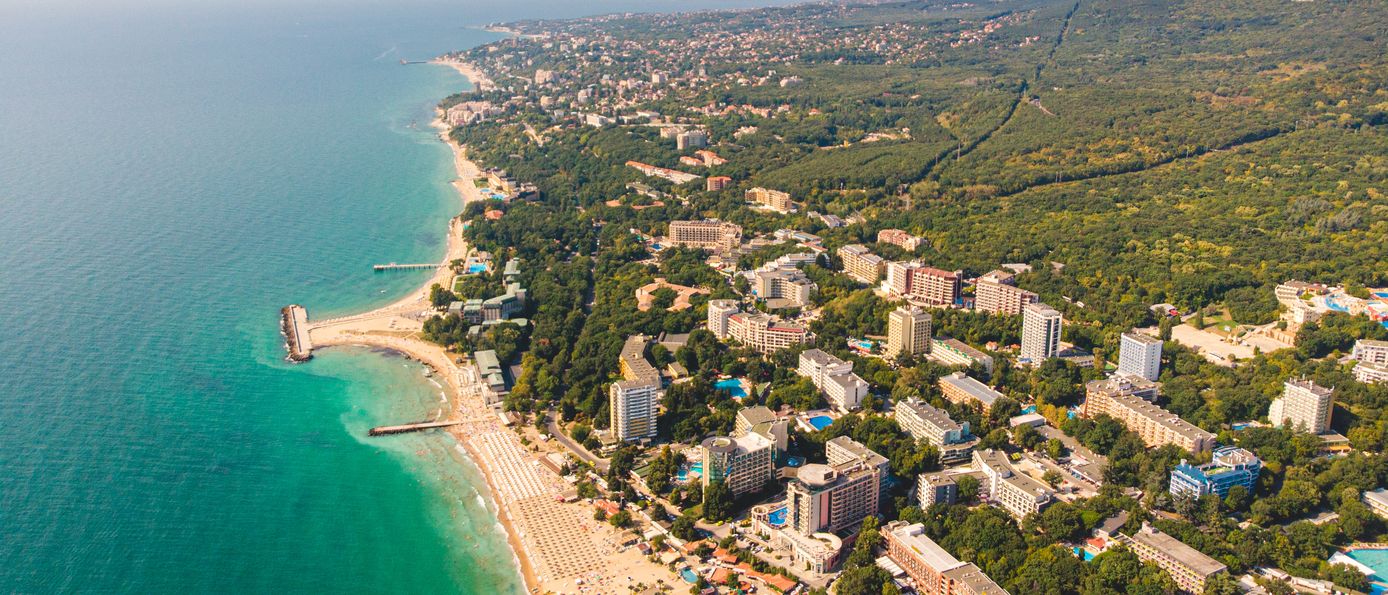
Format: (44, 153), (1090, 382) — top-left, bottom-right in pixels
(0, 0), (782, 592)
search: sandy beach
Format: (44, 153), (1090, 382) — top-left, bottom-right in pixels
(431, 57), (496, 92)
(300, 72), (678, 593)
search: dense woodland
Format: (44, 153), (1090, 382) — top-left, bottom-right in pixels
(434, 0), (1388, 592)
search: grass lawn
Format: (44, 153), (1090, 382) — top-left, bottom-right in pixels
(473, 178), (488, 188)
(1196, 308), (1239, 336)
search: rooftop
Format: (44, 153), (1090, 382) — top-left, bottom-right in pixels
(939, 372), (1002, 407)
(1125, 526), (1228, 577)
(899, 400), (964, 433)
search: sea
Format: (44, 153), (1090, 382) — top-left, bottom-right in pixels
(0, 0), (779, 592)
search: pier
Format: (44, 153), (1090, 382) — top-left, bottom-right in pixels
(373, 262), (440, 271)
(368, 420), (464, 436)
(280, 304), (313, 362)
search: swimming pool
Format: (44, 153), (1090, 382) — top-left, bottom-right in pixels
(466, 263), (487, 274)
(715, 378), (747, 399)
(1021, 405), (1037, 415)
(680, 569), (698, 583)
(786, 456), (805, 467)
(807, 415), (833, 431)
(1374, 292), (1388, 300)
(1342, 548), (1388, 591)
(767, 507), (788, 527)
(676, 461), (704, 483)
(1073, 547), (1095, 562)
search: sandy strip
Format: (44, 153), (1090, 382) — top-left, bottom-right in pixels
(430, 57), (496, 92)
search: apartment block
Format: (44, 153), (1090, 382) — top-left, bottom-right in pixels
(974, 270), (1038, 316)
(1020, 303), (1062, 362)
(1117, 524), (1227, 594)
(1118, 331), (1163, 382)
(929, 338), (994, 375)
(973, 449), (1054, 520)
(798, 349), (867, 411)
(618, 335), (660, 385)
(887, 305), (932, 358)
(734, 405), (789, 463)
(1364, 488), (1388, 519)
(910, 267), (961, 306)
(1354, 361), (1388, 385)
(745, 187), (795, 213)
(877, 229), (924, 251)
(895, 400), (976, 464)
(706, 175), (732, 192)
(1352, 339), (1388, 365)
(752, 268), (816, 307)
(787, 461), (880, 535)
(839, 244), (886, 284)
(938, 371), (1003, 413)
(726, 310), (813, 354)
(1082, 388), (1215, 454)
(701, 433), (775, 498)
(917, 474), (958, 508)
(826, 436), (891, 498)
(881, 522), (1007, 595)
(675, 128), (708, 150)
(667, 219), (742, 253)
(1268, 378), (1334, 434)
(1170, 446), (1261, 500)
(609, 380), (659, 442)
(706, 299), (740, 339)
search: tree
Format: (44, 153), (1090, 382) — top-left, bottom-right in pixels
(844, 516), (882, 569)
(609, 510), (632, 528)
(833, 566), (897, 595)
(671, 511), (698, 541)
(703, 480), (732, 522)
(956, 475), (980, 502)
(429, 283), (456, 308)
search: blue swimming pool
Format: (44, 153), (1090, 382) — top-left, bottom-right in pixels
(807, 415), (833, 431)
(767, 507), (787, 527)
(715, 378), (747, 398)
(786, 456), (805, 467)
(1021, 405), (1037, 415)
(466, 263), (487, 274)
(676, 461), (704, 483)
(680, 569), (698, 583)
(1346, 548), (1388, 583)
(1073, 547), (1095, 562)
(1374, 292), (1388, 300)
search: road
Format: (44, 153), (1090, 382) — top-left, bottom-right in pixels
(546, 414), (609, 473)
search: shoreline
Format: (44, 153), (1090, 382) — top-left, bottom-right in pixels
(302, 63), (546, 592)
(301, 62), (678, 595)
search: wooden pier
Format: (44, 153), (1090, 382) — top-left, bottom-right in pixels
(280, 304), (313, 362)
(368, 420), (464, 436)
(372, 262), (440, 271)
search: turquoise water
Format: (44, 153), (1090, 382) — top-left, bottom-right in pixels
(1346, 548), (1388, 582)
(767, 507), (787, 527)
(0, 0), (793, 592)
(716, 378), (748, 398)
(681, 568), (700, 583)
(808, 415), (834, 431)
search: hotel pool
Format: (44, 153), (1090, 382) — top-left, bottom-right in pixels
(715, 378), (747, 399)
(1374, 292), (1388, 300)
(807, 415), (833, 431)
(466, 263), (487, 274)
(676, 462), (704, 483)
(767, 507), (788, 527)
(786, 456), (805, 467)
(1344, 548), (1388, 588)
